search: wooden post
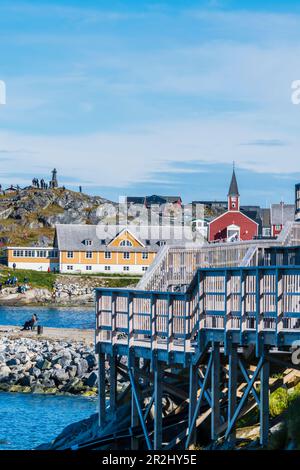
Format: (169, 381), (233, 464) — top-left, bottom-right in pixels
(276, 269), (283, 338)
(188, 363), (198, 447)
(228, 344), (238, 444)
(260, 357), (270, 447)
(211, 343), (220, 441)
(131, 357), (139, 450)
(109, 355), (117, 416)
(154, 361), (163, 450)
(98, 352), (106, 428)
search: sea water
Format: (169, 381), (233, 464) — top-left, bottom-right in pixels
(0, 306), (94, 329)
(0, 392), (97, 450)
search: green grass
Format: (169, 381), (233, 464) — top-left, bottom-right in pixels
(0, 266), (139, 291)
(270, 387), (289, 418)
(103, 278), (138, 288)
(0, 268), (57, 290)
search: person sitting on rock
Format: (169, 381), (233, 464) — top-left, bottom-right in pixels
(21, 313), (38, 331)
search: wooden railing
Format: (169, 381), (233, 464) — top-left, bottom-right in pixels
(96, 266), (300, 362)
(137, 222), (300, 292)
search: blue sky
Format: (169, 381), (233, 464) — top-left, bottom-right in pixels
(0, 0), (300, 204)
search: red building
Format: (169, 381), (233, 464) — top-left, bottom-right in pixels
(208, 170), (258, 242)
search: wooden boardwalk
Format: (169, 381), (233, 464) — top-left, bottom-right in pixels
(94, 240), (300, 450)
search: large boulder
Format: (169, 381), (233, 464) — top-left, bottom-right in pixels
(75, 358), (89, 377)
(6, 358), (20, 367)
(52, 369), (69, 385)
(0, 366), (11, 381)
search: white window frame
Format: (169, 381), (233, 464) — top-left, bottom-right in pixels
(104, 252), (112, 259)
(119, 240), (133, 247)
(85, 251), (93, 259)
(123, 252), (130, 260)
(67, 251), (74, 259)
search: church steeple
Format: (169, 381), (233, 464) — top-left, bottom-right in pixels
(228, 166), (240, 211)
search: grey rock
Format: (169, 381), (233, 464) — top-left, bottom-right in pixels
(36, 359), (52, 370)
(29, 367), (42, 378)
(0, 365), (11, 380)
(75, 358), (89, 376)
(52, 369), (69, 384)
(66, 365), (77, 378)
(58, 357), (71, 368)
(6, 358), (20, 367)
(0, 353), (7, 363)
(19, 375), (35, 387)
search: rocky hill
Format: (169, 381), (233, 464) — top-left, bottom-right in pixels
(0, 188), (112, 246)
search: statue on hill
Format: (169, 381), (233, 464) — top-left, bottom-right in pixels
(49, 168), (58, 189)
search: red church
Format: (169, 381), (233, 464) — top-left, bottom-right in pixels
(208, 169), (258, 242)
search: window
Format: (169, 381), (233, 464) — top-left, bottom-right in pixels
(67, 265), (73, 270)
(84, 239), (92, 246)
(85, 251), (93, 259)
(37, 250), (47, 258)
(13, 250), (24, 257)
(24, 250), (35, 257)
(86, 266), (92, 271)
(104, 252), (111, 259)
(123, 266), (130, 271)
(67, 251), (74, 258)
(104, 265), (111, 271)
(142, 252), (148, 260)
(123, 252), (130, 260)
(142, 266), (148, 271)
(119, 240), (133, 247)
(275, 225), (282, 231)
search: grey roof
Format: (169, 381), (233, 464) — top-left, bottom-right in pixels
(145, 195), (182, 205)
(126, 195), (182, 206)
(270, 204), (295, 225)
(228, 170), (239, 196)
(55, 224), (192, 251)
(126, 196), (145, 205)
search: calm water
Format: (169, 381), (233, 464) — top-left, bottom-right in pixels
(0, 306), (94, 329)
(0, 307), (96, 449)
(0, 392), (97, 450)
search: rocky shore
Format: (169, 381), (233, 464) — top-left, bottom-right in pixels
(0, 274), (138, 306)
(0, 333), (101, 396)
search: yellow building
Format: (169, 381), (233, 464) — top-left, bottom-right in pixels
(5, 224), (163, 274)
(5, 247), (59, 272)
(55, 224), (158, 274)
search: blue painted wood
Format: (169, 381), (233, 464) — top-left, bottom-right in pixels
(96, 265), (300, 365)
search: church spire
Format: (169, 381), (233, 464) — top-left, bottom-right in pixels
(228, 166), (240, 211)
(228, 166), (239, 197)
